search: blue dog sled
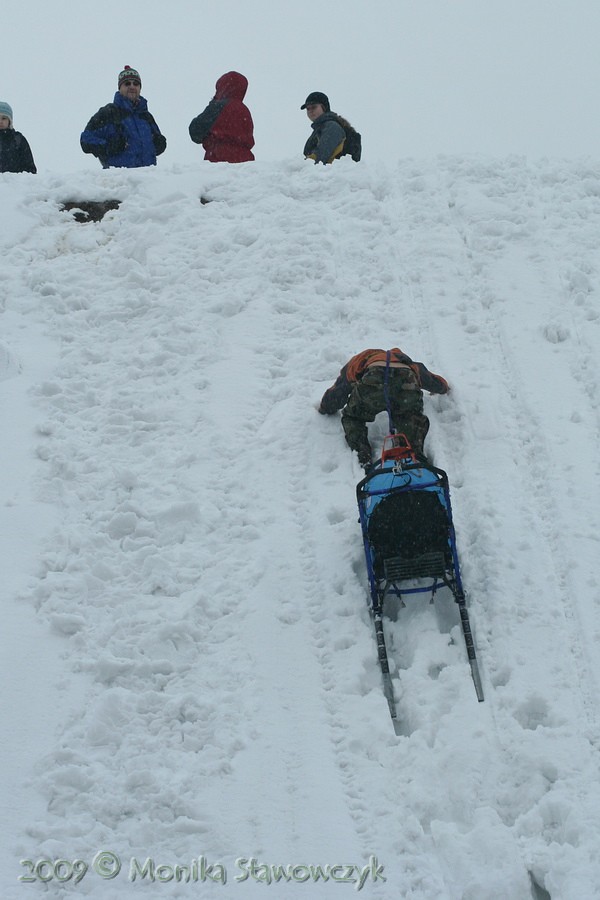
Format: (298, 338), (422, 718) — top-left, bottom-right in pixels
(356, 433), (484, 729)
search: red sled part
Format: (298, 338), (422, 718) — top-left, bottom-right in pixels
(380, 433), (418, 465)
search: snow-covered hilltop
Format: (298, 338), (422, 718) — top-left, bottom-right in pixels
(2, 156), (600, 899)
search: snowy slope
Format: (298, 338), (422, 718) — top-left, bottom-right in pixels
(1, 156), (600, 899)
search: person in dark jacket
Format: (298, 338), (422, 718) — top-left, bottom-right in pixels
(80, 66), (166, 169)
(0, 102), (36, 174)
(301, 91), (361, 164)
(318, 348), (449, 467)
(189, 71), (254, 163)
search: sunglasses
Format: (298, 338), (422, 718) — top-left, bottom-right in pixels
(122, 80), (141, 87)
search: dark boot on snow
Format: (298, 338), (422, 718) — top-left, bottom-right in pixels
(357, 446), (372, 469)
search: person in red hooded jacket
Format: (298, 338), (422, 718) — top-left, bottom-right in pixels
(189, 72), (255, 163)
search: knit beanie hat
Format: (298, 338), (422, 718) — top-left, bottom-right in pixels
(118, 66), (141, 88)
(0, 101), (13, 123)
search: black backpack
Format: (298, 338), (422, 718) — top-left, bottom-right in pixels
(367, 491), (450, 578)
(334, 116), (362, 161)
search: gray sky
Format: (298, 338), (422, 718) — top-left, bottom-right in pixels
(4, 0), (600, 172)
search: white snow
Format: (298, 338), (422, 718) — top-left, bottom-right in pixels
(1, 155), (600, 899)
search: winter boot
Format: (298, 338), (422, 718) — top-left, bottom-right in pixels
(357, 446), (372, 469)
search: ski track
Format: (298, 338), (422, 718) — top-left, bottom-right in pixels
(444, 158), (600, 717)
(399, 156), (600, 896)
(2, 159), (600, 898)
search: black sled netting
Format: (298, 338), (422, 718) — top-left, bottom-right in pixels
(367, 490), (451, 580)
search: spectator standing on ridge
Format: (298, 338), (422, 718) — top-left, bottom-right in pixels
(301, 91), (361, 165)
(318, 348), (449, 468)
(0, 102), (36, 173)
(80, 66), (166, 169)
(189, 72), (254, 163)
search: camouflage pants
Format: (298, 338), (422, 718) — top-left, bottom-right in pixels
(341, 366), (430, 454)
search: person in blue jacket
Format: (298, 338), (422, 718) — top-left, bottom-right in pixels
(80, 66), (166, 169)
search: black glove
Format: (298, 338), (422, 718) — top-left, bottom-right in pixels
(318, 400), (337, 415)
(153, 133), (167, 156)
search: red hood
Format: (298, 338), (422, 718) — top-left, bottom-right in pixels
(214, 71), (248, 102)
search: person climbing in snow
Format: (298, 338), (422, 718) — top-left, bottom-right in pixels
(0, 102), (36, 173)
(188, 71), (255, 163)
(301, 91), (361, 164)
(318, 348), (449, 468)
(80, 66), (166, 169)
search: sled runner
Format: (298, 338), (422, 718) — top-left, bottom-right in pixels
(356, 434), (484, 729)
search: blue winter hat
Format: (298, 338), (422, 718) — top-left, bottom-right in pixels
(0, 101), (13, 123)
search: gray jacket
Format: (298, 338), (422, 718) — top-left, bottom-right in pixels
(303, 112), (346, 164)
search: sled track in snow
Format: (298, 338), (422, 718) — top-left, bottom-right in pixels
(383, 161), (600, 894)
(259, 300), (382, 853)
(445, 171), (600, 740)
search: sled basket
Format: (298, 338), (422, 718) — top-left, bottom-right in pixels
(356, 440), (463, 612)
(383, 551), (448, 581)
(356, 435), (485, 707)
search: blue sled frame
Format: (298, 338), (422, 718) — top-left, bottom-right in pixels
(356, 435), (484, 723)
